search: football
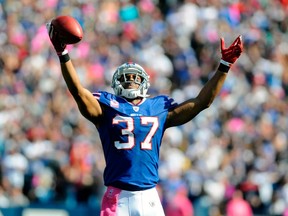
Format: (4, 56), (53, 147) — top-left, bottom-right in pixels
(51, 15), (83, 44)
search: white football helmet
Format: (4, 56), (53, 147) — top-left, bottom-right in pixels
(111, 62), (150, 99)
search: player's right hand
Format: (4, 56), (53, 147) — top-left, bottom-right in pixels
(46, 23), (67, 55)
(220, 35), (243, 66)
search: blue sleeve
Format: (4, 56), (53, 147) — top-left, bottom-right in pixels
(151, 95), (178, 113)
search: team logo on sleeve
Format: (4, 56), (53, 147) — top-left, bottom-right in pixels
(110, 99), (119, 108)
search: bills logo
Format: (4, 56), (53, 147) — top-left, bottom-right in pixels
(110, 100), (119, 108)
(133, 106), (139, 112)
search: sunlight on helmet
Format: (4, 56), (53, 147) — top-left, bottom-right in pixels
(111, 62), (150, 99)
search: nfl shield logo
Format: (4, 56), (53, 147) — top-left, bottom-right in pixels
(133, 106), (139, 112)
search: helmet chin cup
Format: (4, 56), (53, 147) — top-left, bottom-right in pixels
(118, 85), (148, 99)
(111, 62), (150, 99)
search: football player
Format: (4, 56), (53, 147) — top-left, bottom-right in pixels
(47, 23), (243, 215)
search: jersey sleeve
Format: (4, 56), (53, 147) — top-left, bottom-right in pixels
(92, 91), (120, 108)
(152, 95), (178, 113)
(166, 96), (178, 111)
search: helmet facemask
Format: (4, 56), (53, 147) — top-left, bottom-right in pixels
(111, 63), (150, 99)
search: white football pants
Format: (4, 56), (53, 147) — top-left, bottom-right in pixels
(100, 186), (165, 216)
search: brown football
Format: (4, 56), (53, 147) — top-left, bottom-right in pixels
(51, 15), (83, 44)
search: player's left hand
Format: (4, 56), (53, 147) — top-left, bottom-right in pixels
(220, 35), (243, 65)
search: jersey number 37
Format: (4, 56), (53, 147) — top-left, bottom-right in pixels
(112, 116), (159, 150)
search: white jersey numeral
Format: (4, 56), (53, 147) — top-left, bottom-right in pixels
(140, 117), (158, 150)
(113, 116), (135, 149)
(112, 116), (159, 150)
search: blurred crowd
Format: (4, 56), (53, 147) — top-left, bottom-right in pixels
(1, 0), (288, 215)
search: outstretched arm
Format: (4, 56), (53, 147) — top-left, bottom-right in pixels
(165, 35), (243, 128)
(47, 23), (103, 125)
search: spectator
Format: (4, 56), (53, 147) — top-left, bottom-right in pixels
(226, 190), (253, 216)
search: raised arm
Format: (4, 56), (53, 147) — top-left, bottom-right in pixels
(47, 23), (103, 125)
(165, 35), (243, 128)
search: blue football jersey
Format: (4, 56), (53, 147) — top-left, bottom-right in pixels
(93, 91), (178, 190)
